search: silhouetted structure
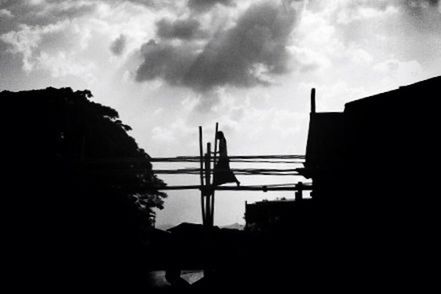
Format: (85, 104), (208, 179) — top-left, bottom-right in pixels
(245, 198), (300, 231)
(298, 76), (440, 290)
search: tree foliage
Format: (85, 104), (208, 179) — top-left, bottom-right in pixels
(1, 87), (166, 289)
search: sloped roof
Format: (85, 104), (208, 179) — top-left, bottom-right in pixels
(345, 75), (441, 113)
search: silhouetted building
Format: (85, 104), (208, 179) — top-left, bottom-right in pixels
(302, 76), (439, 208)
(298, 76), (440, 287)
(245, 199), (294, 231)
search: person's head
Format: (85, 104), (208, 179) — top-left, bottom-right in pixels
(216, 131), (225, 139)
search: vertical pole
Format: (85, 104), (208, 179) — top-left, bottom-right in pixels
(309, 89), (315, 201)
(310, 88), (316, 114)
(295, 182), (304, 202)
(211, 123), (219, 226)
(199, 126), (206, 225)
(204, 145), (212, 277)
(205, 143), (212, 227)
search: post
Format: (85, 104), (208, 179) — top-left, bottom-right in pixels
(205, 143), (212, 227)
(199, 126), (206, 225)
(211, 123), (219, 226)
(310, 88), (316, 114)
(295, 182), (304, 202)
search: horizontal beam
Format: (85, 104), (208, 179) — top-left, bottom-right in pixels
(157, 184), (312, 191)
(62, 155), (305, 165)
(155, 160), (305, 164)
(152, 168), (302, 175)
(150, 155), (305, 162)
(156, 173), (301, 176)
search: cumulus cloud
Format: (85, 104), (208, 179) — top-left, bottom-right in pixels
(0, 0), (183, 35)
(188, 0), (234, 13)
(373, 58), (424, 84)
(395, 0), (441, 17)
(110, 34), (127, 55)
(135, 40), (196, 85)
(405, 0), (439, 8)
(1, 21), (66, 72)
(156, 18), (206, 40)
(400, 0), (441, 31)
(0, 19), (95, 78)
(0, 0), (165, 81)
(0, 0), (97, 32)
(0, 8), (13, 18)
(136, 1), (299, 92)
(123, 0), (179, 9)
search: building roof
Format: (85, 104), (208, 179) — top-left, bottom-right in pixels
(345, 75), (440, 113)
(302, 75), (441, 179)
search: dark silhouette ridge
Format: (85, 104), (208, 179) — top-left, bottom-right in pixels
(1, 87), (166, 291)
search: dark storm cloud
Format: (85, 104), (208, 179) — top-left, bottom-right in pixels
(135, 40), (197, 85)
(184, 2), (296, 90)
(136, 2), (298, 92)
(110, 34), (127, 56)
(156, 18), (206, 40)
(188, 0), (234, 13)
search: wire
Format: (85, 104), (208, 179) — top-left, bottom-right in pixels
(150, 155), (305, 162)
(152, 168), (302, 176)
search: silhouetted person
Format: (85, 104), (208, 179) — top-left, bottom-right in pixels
(213, 131), (240, 186)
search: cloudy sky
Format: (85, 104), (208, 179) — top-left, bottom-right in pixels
(1, 0), (440, 226)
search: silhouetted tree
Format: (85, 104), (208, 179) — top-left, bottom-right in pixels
(1, 87), (166, 290)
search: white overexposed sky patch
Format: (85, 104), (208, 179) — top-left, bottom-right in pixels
(1, 0), (440, 226)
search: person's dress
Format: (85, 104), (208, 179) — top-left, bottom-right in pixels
(213, 136), (239, 186)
